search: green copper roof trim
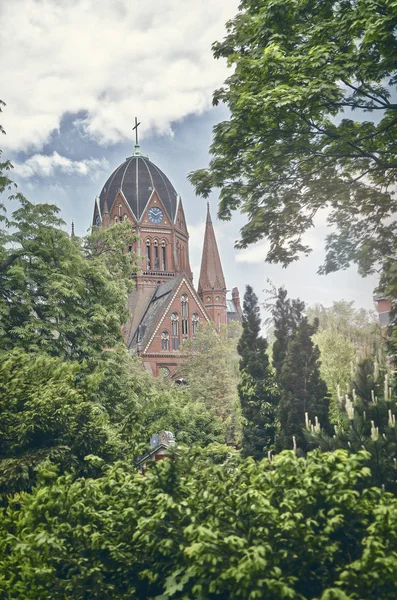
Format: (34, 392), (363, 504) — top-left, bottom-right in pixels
(126, 144), (149, 160)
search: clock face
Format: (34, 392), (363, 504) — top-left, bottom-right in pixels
(148, 207), (164, 224)
(95, 215), (101, 226)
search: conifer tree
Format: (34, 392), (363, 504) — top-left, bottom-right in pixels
(237, 285), (278, 458)
(307, 356), (397, 493)
(276, 317), (330, 452)
(272, 287), (304, 381)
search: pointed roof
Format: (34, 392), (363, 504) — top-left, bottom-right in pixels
(198, 204), (226, 294)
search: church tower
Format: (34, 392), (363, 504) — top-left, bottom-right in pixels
(198, 204), (228, 331)
(92, 126), (239, 377)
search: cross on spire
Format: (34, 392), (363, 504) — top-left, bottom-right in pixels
(132, 117), (141, 146)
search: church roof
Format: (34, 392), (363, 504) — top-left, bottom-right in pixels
(99, 149), (178, 222)
(128, 276), (183, 351)
(198, 204), (226, 294)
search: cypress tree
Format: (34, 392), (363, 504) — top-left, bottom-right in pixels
(237, 285), (278, 459)
(276, 317), (330, 452)
(272, 287), (305, 381)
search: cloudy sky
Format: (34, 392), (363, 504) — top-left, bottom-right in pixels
(1, 0), (379, 315)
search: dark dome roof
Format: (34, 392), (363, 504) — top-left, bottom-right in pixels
(99, 151), (178, 222)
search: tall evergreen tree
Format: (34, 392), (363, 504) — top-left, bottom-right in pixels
(237, 285), (278, 458)
(272, 287), (305, 381)
(276, 317), (330, 452)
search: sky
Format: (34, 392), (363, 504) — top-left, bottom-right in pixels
(0, 0), (379, 315)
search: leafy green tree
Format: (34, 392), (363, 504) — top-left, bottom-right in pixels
(306, 300), (384, 423)
(180, 322), (242, 444)
(189, 0), (397, 278)
(307, 300), (382, 350)
(237, 285), (278, 458)
(0, 349), (124, 498)
(0, 194), (134, 362)
(2, 449), (397, 599)
(277, 317), (330, 451)
(311, 327), (356, 424)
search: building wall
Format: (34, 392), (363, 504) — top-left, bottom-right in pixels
(142, 279), (210, 377)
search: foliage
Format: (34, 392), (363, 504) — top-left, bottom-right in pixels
(277, 317), (330, 451)
(308, 356), (397, 493)
(237, 285), (278, 458)
(180, 322), (242, 444)
(271, 287), (305, 381)
(307, 300), (382, 350)
(139, 386), (226, 447)
(189, 0), (397, 278)
(307, 300), (384, 423)
(1, 449), (397, 599)
(0, 349), (124, 499)
(311, 327), (356, 424)
(0, 193), (135, 362)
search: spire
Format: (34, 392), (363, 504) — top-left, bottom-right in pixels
(198, 203), (226, 295)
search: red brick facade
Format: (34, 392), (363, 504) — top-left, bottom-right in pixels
(93, 149), (240, 377)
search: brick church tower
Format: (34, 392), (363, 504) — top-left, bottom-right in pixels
(93, 139), (241, 377)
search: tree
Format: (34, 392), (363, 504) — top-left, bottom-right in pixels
(307, 300), (382, 350)
(0, 349), (124, 499)
(308, 356), (397, 493)
(189, 0), (397, 277)
(276, 317), (330, 451)
(306, 300), (384, 423)
(180, 322), (242, 444)
(2, 449), (397, 599)
(237, 285), (278, 458)
(0, 195), (135, 362)
(271, 287), (304, 381)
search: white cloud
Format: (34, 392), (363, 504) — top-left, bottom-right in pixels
(0, 0), (238, 152)
(13, 151), (108, 179)
(235, 242), (270, 264)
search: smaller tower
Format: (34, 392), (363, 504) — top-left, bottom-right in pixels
(101, 197), (110, 229)
(198, 204), (227, 330)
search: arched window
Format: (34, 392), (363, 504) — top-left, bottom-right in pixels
(161, 240), (166, 270)
(161, 331), (169, 351)
(181, 294), (188, 317)
(217, 313), (221, 332)
(146, 239), (151, 270)
(192, 313), (199, 336)
(118, 204), (123, 223)
(181, 294), (188, 336)
(153, 239), (159, 270)
(123, 214), (128, 221)
(171, 312), (179, 350)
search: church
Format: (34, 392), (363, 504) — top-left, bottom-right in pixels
(92, 136), (242, 377)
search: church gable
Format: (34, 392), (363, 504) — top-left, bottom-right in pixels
(140, 190), (172, 226)
(109, 190), (137, 224)
(144, 277), (209, 355)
